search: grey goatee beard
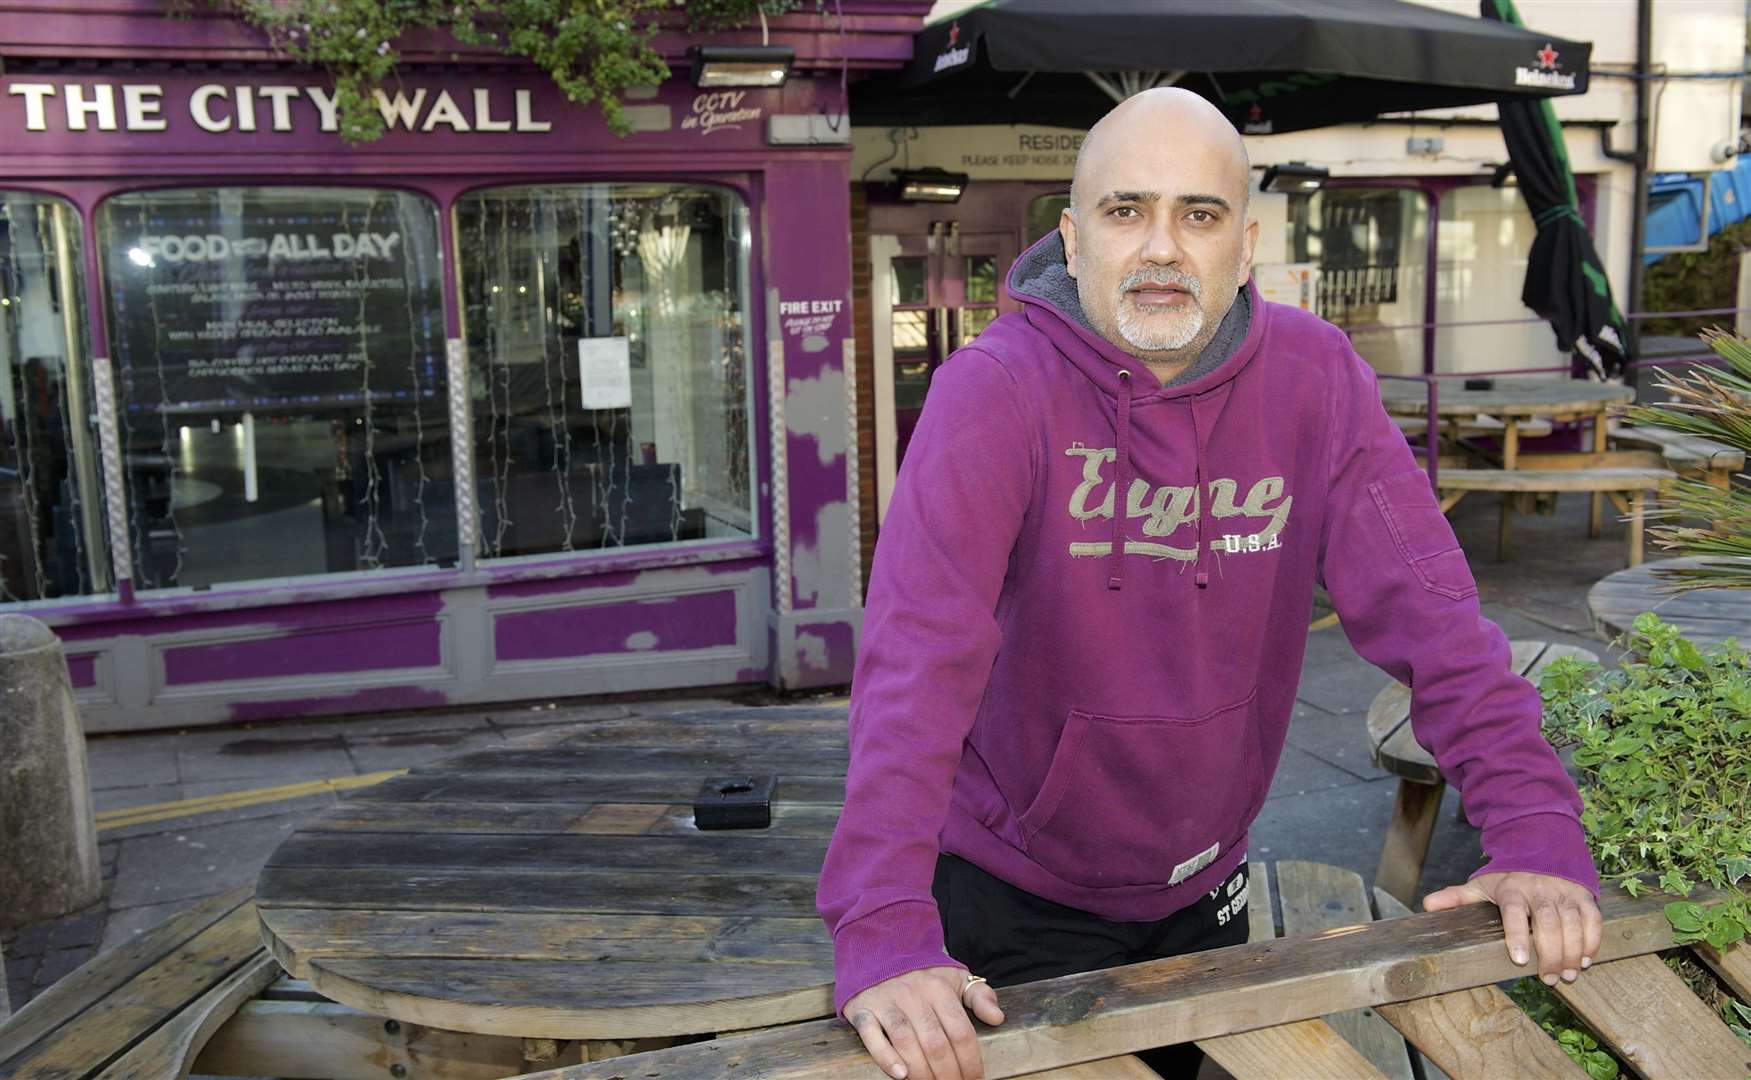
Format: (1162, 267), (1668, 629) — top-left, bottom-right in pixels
(1113, 266), (1203, 352)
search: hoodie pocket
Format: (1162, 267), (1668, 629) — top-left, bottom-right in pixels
(1369, 469), (1478, 601)
(1017, 692), (1262, 889)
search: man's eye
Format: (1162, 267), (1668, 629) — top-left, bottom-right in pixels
(1187, 210), (1215, 223)
(1109, 205), (1138, 218)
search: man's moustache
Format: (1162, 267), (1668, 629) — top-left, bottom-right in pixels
(1121, 269), (1201, 296)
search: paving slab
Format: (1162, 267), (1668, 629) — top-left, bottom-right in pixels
(343, 726), (507, 773)
(173, 731), (357, 784)
(97, 896), (217, 954)
(82, 740), (178, 789)
(1284, 699), (1378, 779)
(1266, 744), (1369, 800)
(92, 781), (183, 814)
(108, 813), (304, 909)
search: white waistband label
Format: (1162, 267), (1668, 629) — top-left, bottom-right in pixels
(1169, 842), (1221, 885)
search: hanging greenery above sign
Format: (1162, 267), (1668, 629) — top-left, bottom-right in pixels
(173, 0), (799, 143)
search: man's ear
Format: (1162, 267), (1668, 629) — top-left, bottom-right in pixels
(1059, 208), (1078, 279)
(1238, 216), (1259, 285)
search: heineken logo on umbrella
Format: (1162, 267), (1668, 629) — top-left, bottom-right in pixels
(1516, 42), (1575, 90)
(933, 22), (971, 73)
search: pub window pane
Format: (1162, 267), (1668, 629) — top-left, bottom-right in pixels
(1, 193), (110, 603)
(964, 256), (997, 304)
(891, 256), (927, 307)
(98, 187), (453, 591)
(456, 184), (755, 558)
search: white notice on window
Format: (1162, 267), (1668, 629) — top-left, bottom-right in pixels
(578, 337), (632, 410)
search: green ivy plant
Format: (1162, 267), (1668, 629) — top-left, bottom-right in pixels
(1538, 612), (1751, 933)
(1532, 613), (1751, 1062)
(1506, 978), (1622, 1079)
(177, 0), (802, 142)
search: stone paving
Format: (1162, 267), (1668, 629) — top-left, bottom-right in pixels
(2, 487), (1642, 1041)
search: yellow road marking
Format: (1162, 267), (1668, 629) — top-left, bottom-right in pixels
(1309, 612), (1341, 632)
(95, 769), (405, 831)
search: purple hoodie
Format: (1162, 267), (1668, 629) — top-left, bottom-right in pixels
(817, 233), (1599, 1015)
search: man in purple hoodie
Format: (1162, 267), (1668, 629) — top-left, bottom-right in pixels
(818, 88), (1602, 1080)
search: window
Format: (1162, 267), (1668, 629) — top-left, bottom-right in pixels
(0, 193), (110, 603)
(455, 184), (755, 558)
(98, 187), (452, 591)
(1027, 193), (1070, 246)
(1436, 186), (1558, 373)
(1289, 188), (1428, 377)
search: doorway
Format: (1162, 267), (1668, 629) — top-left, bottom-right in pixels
(870, 220), (1019, 523)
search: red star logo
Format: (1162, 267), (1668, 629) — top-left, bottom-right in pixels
(1536, 43), (1559, 70)
(1249, 103), (1263, 122)
(948, 22), (960, 46)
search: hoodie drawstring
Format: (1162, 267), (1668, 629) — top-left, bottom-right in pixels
(1107, 370), (1133, 591)
(1191, 393), (1211, 588)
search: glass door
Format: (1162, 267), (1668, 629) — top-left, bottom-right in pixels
(874, 224), (1017, 523)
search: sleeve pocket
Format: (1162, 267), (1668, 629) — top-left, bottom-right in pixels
(1367, 469), (1478, 601)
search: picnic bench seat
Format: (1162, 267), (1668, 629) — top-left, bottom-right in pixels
(521, 861), (1751, 1080)
(1366, 641), (1599, 907)
(1435, 467), (1673, 566)
(1609, 422), (1745, 488)
(0, 886), (277, 1080)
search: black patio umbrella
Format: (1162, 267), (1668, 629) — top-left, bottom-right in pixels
(854, 0), (1591, 135)
(1482, 0), (1628, 378)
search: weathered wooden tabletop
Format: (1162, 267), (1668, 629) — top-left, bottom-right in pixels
(255, 705), (848, 1040)
(1378, 378), (1633, 419)
(1588, 556), (1751, 649)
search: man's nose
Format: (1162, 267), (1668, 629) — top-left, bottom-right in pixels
(1139, 215), (1182, 266)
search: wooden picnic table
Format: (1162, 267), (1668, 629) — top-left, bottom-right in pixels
(1378, 377), (1633, 471)
(1588, 556), (1751, 649)
(254, 705), (848, 1047)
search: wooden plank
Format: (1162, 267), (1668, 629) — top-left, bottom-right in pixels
(193, 998), (558, 1079)
(1201, 1018), (1389, 1079)
(342, 772), (846, 805)
(1015, 1055), (1160, 1079)
(1693, 941), (1751, 1002)
(264, 909), (829, 966)
(1370, 887), (1572, 1080)
(513, 883), (1727, 1080)
(1514, 450), (1666, 471)
(299, 800), (843, 837)
(1275, 861), (1415, 1080)
(266, 832), (833, 876)
(97, 951), (279, 1080)
(288, 956), (835, 1040)
(1436, 468), (1672, 494)
(1554, 953), (1751, 1079)
(1198, 865), (1387, 1079)
(0, 887), (252, 1067)
(1, 903), (266, 1080)
(256, 865), (822, 918)
(1245, 861), (1274, 943)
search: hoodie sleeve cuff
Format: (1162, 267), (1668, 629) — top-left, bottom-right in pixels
(1473, 811), (1601, 896)
(831, 898), (964, 1017)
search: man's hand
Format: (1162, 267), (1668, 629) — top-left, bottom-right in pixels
(1423, 872), (1601, 985)
(843, 965), (1005, 1080)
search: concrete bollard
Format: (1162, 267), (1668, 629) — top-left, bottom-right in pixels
(0, 614), (101, 933)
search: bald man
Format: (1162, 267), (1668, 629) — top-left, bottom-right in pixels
(817, 89), (1601, 1080)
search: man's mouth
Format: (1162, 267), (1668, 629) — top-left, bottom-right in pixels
(1127, 285), (1192, 306)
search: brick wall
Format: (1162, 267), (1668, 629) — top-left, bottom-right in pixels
(849, 183), (877, 597)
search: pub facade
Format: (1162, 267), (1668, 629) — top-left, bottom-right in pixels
(0, 0), (928, 731)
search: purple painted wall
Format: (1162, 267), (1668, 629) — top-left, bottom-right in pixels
(494, 590), (740, 662)
(0, 3), (928, 728)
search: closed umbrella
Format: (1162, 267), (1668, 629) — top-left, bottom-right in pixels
(1482, 0), (1629, 378)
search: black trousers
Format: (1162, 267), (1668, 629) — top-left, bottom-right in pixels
(933, 853), (1250, 1079)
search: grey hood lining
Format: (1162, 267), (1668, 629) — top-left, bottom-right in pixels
(1007, 230), (1252, 389)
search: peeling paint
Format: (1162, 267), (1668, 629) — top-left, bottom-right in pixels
(796, 631), (829, 672)
(785, 368), (849, 466)
(791, 500), (853, 610)
(625, 630), (659, 651)
(227, 685), (451, 724)
(495, 591), (737, 662)
(795, 620), (856, 679)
